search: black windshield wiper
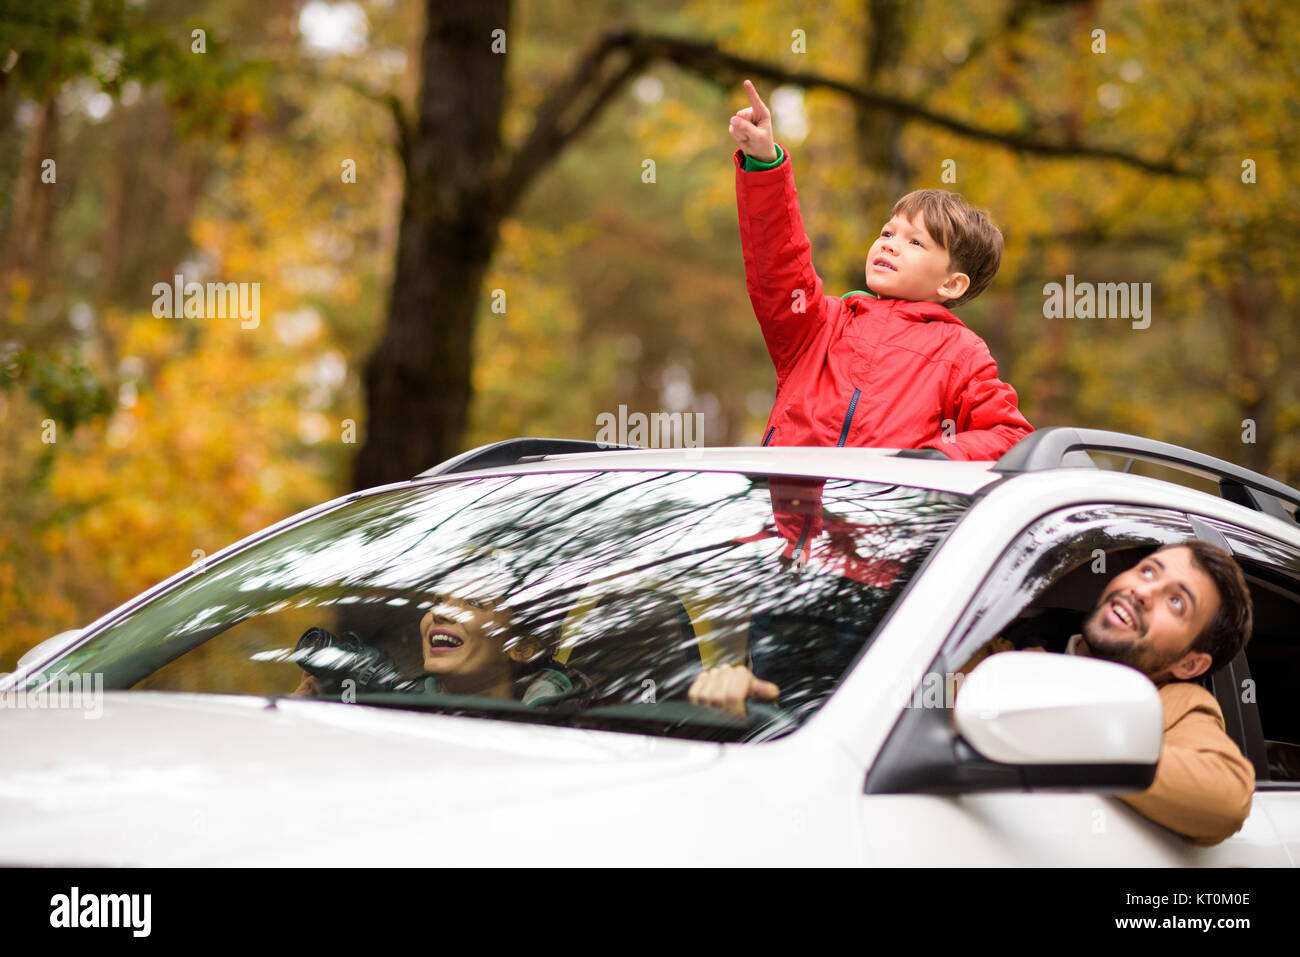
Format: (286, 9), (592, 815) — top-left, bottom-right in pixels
(309, 691), (538, 717)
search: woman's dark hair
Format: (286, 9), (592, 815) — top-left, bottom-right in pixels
(1153, 540), (1253, 674)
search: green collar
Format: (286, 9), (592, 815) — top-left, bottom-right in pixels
(844, 289), (879, 299)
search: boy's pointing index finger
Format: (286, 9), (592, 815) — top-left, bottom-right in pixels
(743, 79), (769, 120)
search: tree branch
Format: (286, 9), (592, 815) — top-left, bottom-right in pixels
(297, 68), (413, 168)
(484, 27), (1198, 229)
(616, 31), (1196, 178)
(490, 33), (649, 220)
(913, 0), (1042, 100)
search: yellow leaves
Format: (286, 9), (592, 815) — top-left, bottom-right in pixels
(3, 296), (343, 664)
(5, 276), (32, 323)
(0, 9), (400, 667)
(468, 216), (609, 444)
(117, 312), (182, 360)
(631, 91), (721, 163)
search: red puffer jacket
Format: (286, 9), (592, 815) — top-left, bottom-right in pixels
(735, 146), (1033, 461)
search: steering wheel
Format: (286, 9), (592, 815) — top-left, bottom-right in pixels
(663, 698), (794, 740)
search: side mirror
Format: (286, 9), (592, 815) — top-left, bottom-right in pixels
(955, 652), (1162, 786)
(16, 629), (85, 671)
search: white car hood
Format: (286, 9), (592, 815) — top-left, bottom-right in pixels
(0, 692), (727, 866)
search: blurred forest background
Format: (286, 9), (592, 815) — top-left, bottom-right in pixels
(1, 0), (1298, 666)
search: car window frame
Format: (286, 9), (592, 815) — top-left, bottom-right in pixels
(1193, 513), (1300, 790)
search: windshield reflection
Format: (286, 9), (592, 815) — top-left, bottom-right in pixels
(34, 470), (970, 740)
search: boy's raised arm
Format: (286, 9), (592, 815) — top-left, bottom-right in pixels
(732, 80), (826, 380)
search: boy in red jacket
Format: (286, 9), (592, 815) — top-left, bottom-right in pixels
(730, 80), (1032, 461)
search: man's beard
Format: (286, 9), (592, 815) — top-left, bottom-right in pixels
(1081, 601), (1181, 677)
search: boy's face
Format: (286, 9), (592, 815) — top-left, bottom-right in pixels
(865, 212), (970, 304)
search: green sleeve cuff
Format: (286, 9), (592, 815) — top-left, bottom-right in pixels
(742, 144), (785, 171)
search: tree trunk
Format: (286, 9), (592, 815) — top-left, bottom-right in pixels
(857, 1), (910, 205)
(1032, 0), (1096, 426)
(1, 93), (58, 297)
(1226, 279), (1273, 474)
(352, 0), (510, 491)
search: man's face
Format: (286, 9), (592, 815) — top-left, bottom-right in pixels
(1081, 546), (1220, 682)
(865, 213), (967, 303)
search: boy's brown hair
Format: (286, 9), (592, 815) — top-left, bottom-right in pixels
(891, 189), (1003, 308)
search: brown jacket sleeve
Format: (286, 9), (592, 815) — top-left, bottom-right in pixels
(1117, 682), (1255, 846)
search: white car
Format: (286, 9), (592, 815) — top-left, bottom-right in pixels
(2, 428), (1298, 866)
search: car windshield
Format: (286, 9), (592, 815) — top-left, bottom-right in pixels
(27, 469), (969, 741)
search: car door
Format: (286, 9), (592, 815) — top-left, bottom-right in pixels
(1192, 514), (1300, 866)
(860, 503), (1289, 866)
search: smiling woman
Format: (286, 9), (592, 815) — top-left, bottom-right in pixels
(412, 593), (593, 705)
(289, 588), (594, 706)
(15, 469), (970, 741)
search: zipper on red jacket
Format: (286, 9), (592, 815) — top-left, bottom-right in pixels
(837, 389), (861, 447)
(762, 426), (776, 446)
